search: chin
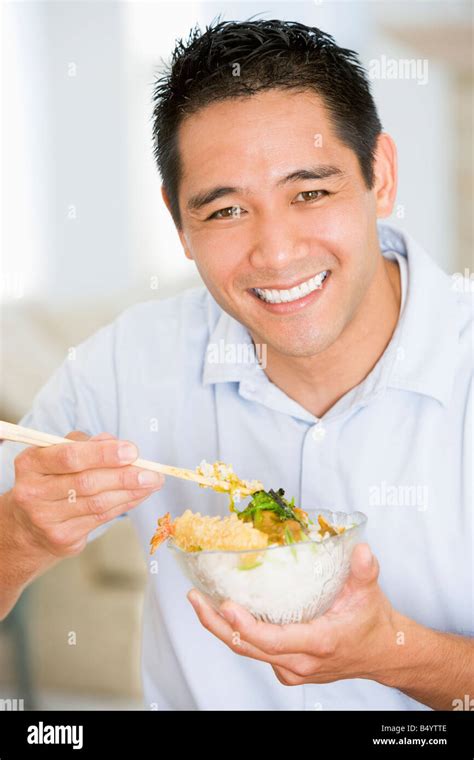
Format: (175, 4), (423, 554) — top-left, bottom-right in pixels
(264, 331), (333, 358)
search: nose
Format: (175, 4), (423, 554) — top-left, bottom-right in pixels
(248, 212), (309, 272)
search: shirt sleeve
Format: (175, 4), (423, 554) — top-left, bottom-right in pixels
(0, 319), (126, 543)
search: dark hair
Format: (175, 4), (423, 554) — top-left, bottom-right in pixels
(152, 17), (382, 229)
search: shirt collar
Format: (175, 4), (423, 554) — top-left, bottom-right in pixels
(380, 222), (460, 407)
(202, 223), (461, 412)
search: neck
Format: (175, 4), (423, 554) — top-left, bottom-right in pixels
(254, 255), (401, 419)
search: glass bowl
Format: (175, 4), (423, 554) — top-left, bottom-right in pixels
(168, 509), (367, 624)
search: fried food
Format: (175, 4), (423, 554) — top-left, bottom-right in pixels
(150, 509), (269, 554)
(150, 465), (346, 555)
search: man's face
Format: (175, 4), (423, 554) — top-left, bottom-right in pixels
(172, 89), (387, 357)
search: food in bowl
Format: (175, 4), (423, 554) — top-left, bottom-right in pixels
(150, 477), (367, 624)
(150, 487), (345, 554)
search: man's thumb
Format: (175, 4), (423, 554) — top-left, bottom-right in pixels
(348, 543), (379, 587)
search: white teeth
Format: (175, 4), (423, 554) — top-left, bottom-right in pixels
(300, 281), (310, 296)
(289, 286), (300, 300)
(254, 271), (328, 304)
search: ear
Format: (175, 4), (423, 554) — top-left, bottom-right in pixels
(161, 184), (172, 215)
(161, 185), (194, 260)
(372, 133), (398, 219)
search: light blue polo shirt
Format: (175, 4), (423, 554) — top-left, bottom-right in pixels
(1, 222), (472, 710)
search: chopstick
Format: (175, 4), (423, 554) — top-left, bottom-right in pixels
(0, 420), (260, 495)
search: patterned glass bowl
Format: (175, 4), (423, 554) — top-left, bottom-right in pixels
(168, 509), (367, 624)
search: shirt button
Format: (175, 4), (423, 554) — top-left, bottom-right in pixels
(311, 423), (326, 442)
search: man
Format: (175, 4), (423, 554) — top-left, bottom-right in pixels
(0, 19), (472, 711)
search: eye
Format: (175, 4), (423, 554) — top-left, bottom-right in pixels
(207, 205), (245, 220)
(293, 190), (330, 203)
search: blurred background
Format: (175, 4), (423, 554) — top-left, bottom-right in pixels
(1, 0), (472, 709)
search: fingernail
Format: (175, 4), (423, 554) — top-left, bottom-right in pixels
(138, 471), (162, 487)
(363, 546), (373, 567)
(117, 443), (137, 463)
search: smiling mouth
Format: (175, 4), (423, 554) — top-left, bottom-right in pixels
(251, 270), (330, 304)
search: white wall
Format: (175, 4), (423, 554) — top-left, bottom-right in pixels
(1, 0), (466, 310)
(2, 1), (140, 304)
(120, 1), (205, 298)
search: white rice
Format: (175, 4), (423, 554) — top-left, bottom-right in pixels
(171, 510), (366, 624)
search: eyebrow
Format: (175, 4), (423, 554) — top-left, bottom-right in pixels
(186, 164), (345, 212)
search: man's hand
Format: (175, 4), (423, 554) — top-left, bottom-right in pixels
(0, 430), (164, 620)
(188, 543), (396, 685)
(187, 543), (474, 709)
(9, 430), (164, 558)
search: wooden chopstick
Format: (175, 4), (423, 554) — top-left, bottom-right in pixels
(0, 420), (260, 495)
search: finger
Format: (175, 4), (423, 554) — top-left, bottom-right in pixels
(22, 437), (139, 475)
(66, 431), (116, 442)
(272, 662), (342, 686)
(45, 495), (147, 552)
(187, 590), (321, 669)
(72, 485), (161, 519)
(187, 590), (282, 663)
(65, 431), (91, 442)
(272, 664), (307, 686)
(216, 597), (327, 656)
(37, 464), (164, 502)
(345, 543), (379, 591)
(39, 483), (160, 522)
(66, 495), (147, 539)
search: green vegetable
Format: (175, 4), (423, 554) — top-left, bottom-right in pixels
(284, 526), (294, 544)
(237, 488), (307, 528)
(284, 527), (298, 560)
(237, 560), (263, 571)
